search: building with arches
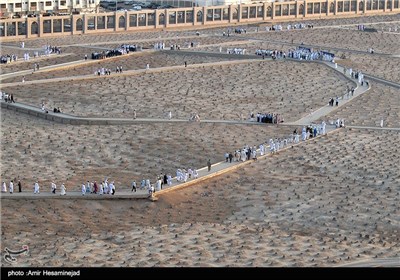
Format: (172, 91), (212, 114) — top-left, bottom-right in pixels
(0, 0), (100, 18)
(1, 0), (399, 38)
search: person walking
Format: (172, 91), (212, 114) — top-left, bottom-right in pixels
(207, 159), (211, 172)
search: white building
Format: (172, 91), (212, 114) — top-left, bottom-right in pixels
(0, 0), (100, 17)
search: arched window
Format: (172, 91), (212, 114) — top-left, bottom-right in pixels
(359, 0), (364, 11)
(76, 18), (83, 31)
(159, 13), (165, 25)
(31, 21), (38, 35)
(299, 4), (304, 15)
(196, 11), (203, 22)
(119, 16), (125, 28)
(266, 6), (272, 17)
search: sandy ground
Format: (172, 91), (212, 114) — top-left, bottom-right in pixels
(1, 14), (400, 267)
(336, 53), (400, 83)
(2, 60), (353, 121)
(1, 51), (239, 83)
(322, 84), (400, 127)
(1, 129), (399, 267)
(242, 24), (400, 54)
(0, 109), (296, 190)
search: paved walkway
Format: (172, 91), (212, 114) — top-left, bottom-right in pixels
(288, 61), (370, 125)
(0, 55), (261, 87)
(0, 49), (157, 82)
(0, 44), (392, 200)
(0, 123), (338, 199)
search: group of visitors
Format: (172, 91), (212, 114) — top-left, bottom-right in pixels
(0, 54), (18, 64)
(288, 47), (335, 62)
(0, 91), (15, 103)
(227, 48), (246, 55)
(253, 112), (284, 124)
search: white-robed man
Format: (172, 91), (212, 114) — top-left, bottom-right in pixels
(259, 144), (265, 156)
(156, 179), (162, 192)
(302, 127), (307, 141)
(86, 181), (91, 193)
(99, 182), (104, 195)
(51, 181), (56, 194)
(321, 121), (326, 135)
(82, 183), (86, 196)
(109, 181), (115, 195)
(34, 181), (40, 194)
(9, 180), (14, 194)
(193, 169), (199, 179)
(2, 181), (7, 193)
(104, 181), (109, 194)
(60, 183), (66, 195)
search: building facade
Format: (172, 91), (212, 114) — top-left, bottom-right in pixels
(1, 0), (399, 38)
(0, 0), (100, 17)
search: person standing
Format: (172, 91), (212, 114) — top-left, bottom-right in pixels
(18, 180), (22, 192)
(60, 183), (66, 195)
(229, 153), (233, 163)
(133, 109), (137, 119)
(9, 180), (14, 194)
(34, 181), (40, 194)
(93, 181), (98, 194)
(51, 181), (56, 194)
(207, 159), (211, 172)
(81, 183), (86, 196)
(380, 119), (384, 128)
(131, 180), (137, 192)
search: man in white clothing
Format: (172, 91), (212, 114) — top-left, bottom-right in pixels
(321, 121), (326, 135)
(99, 182), (104, 195)
(60, 183), (66, 195)
(259, 144), (264, 156)
(9, 180), (14, 194)
(51, 181), (57, 194)
(34, 181), (40, 194)
(82, 184), (86, 195)
(156, 179), (162, 192)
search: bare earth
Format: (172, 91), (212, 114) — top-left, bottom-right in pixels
(1, 13), (399, 267)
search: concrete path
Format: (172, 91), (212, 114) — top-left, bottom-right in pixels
(0, 57), (261, 87)
(336, 257), (400, 267)
(288, 61), (370, 126)
(346, 125), (400, 131)
(0, 47), (391, 200)
(0, 124), (338, 200)
(0, 50), (157, 82)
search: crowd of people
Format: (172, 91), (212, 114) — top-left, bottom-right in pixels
(255, 49), (286, 59)
(44, 45), (62, 55)
(287, 47), (335, 62)
(0, 91), (15, 103)
(253, 112), (284, 124)
(227, 48), (246, 55)
(91, 48), (126, 60)
(0, 54), (18, 64)
(1, 118), (338, 197)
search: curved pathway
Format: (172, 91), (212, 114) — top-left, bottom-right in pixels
(0, 39), (396, 200)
